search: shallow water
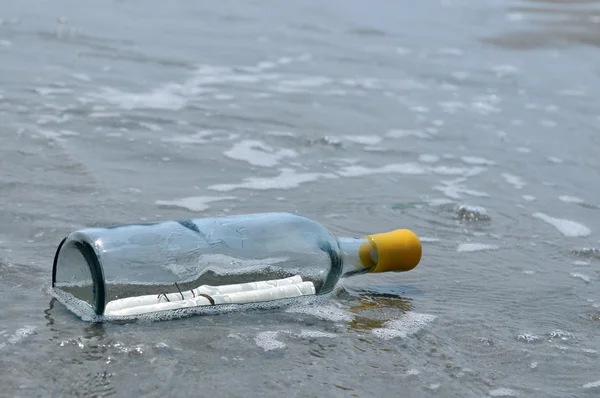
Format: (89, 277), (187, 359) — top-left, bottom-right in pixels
(2, 0), (600, 396)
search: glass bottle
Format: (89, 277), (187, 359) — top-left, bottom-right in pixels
(51, 212), (421, 318)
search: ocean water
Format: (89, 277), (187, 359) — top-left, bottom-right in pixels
(2, 0), (600, 397)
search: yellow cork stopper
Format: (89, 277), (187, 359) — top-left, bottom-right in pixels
(359, 229), (422, 273)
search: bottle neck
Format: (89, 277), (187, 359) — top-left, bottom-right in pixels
(337, 237), (376, 277)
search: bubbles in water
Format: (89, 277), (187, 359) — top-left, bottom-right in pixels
(340, 135), (382, 146)
(0, 326), (37, 350)
(548, 329), (575, 342)
(530, 361), (538, 369)
(571, 247), (600, 260)
(457, 243), (499, 253)
(285, 303), (354, 323)
(455, 204), (491, 221)
(523, 270), (535, 275)
(583, 380), (600, 389)
(570, 272), (591, 283)
(516, 333), (541, 344)
(254, 331), (286, 351)
(370, 312), (436, 340)
(420, 237), (441, 243)
(573, 260), (589, 266)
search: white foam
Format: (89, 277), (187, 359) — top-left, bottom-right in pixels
(162, 130), (235, 145)
(460, 156), (495, 166)
(502, 173), (526, 189)
(85, 58), (296, 110)
(522, 195), (536, 202)
(573, 260), (590, 266)
(296, 330), (337, 339)
(35, 129), (79, 141)
(517, 333), (540, 343)
(406, 369), (421, 376)
(208, 168), (337, 191)
(570, 272), (591, 283)
(419, 154), (440, 163)
(155, 196), (236, 212)
(0, 326), (36, 350)
(583, 380), (600, 389)
(285, 304), (354, 322)
(385, 129), (429, 139)
(532, 212), (591, 237)
(489, 388), (518, 396)
(457, 243), (499, 252)
(341, 135), (382, 146)
(434, 180), (490, 199)
(420, 237), (441, 242)
(559, 195), (584, 204)
(530, 361), (538, 369)
(515, 147), (531, 153)
(92, 87), (188, 110)
(429, 166), (486, 177)
(223, 140), (297, 167)
(371, 312), (436, 340)
(548, 157), (563, 164)
(254, 331), (286, 351)
(337, 163), (426, 177)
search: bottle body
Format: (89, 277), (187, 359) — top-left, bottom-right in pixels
(52, 212), (349, 316)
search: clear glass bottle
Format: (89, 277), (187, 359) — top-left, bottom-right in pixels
(52, 212), (421, 317)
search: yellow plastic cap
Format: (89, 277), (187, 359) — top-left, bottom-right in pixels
(359, 229), (422, 273)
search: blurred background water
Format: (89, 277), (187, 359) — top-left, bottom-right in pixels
(1, 0), (600, 397)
